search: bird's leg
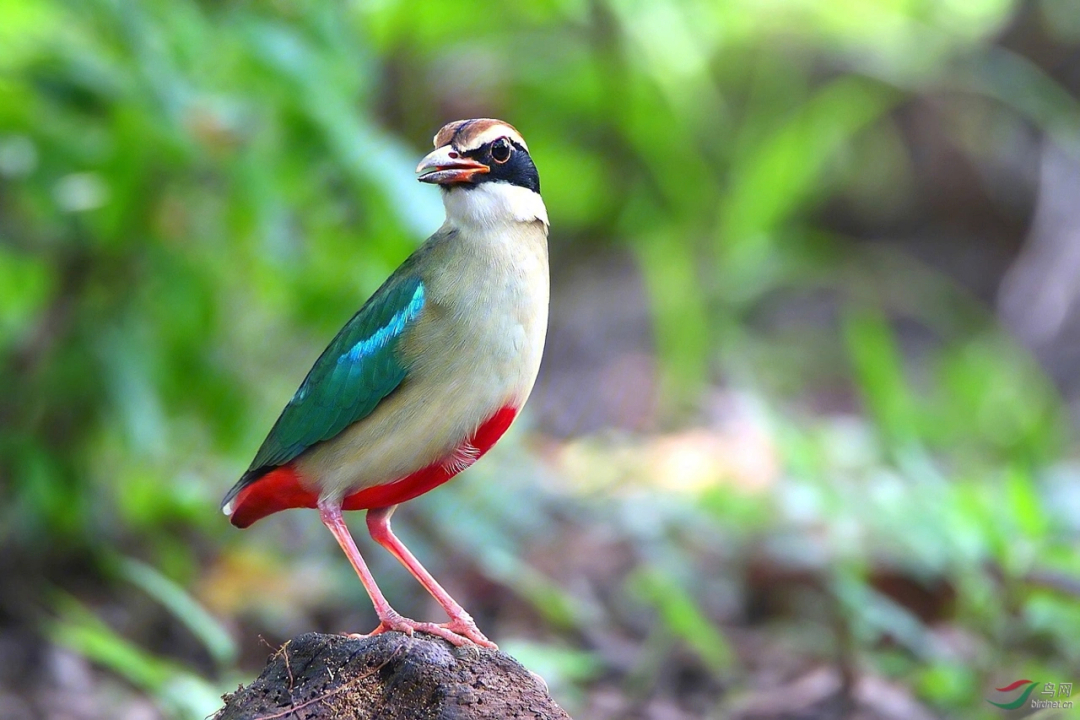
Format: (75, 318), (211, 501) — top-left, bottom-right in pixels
(317, 499), (479, 648)
(366, 505), (496, 649)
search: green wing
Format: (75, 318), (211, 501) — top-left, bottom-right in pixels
(236, 270), (425, 488)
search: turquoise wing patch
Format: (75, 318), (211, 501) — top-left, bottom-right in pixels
(247, 273), (425, 473)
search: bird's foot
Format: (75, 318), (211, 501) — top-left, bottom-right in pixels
(349, 611), (496, 649)
(439, 615), (497, 650)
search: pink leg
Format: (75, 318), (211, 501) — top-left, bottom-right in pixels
(317, 499), (483, 648)
(366, 505), (496, 649)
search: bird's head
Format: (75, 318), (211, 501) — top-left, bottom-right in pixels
(417, 118), (546, 229)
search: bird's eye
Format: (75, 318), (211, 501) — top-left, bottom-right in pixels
(490, 138), (512, 164)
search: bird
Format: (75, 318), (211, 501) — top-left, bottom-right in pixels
(220, 119), (548, 649)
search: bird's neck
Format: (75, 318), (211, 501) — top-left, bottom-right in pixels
(441, 182), (549, 234)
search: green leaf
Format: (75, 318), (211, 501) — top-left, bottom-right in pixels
(630, 567), (734, 673)
(719, 77), (899, 294)
(116, 557), (237, 668)
(47, 591), (224, 720)
(843, 308), (915, 446)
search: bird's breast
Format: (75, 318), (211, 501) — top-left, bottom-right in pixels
(409, 220), (549, 414)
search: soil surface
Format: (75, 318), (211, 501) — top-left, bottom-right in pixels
(215, 631), (572, 720)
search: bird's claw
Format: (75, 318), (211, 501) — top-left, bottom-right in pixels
(440, 615), (497, 650)
(349, 612), (496, 650)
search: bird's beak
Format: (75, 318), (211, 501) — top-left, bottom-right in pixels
(416, 145), (489, 185)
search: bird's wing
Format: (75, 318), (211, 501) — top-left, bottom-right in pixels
(241, 270), (425, 481)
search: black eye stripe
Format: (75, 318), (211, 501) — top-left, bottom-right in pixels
(450, 137), (540, 193)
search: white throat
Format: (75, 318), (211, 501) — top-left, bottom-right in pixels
(442, 182), (549, 232)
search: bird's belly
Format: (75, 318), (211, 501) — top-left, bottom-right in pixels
(226, 403), (519, 526)
(296, 314), (544, 500)
(338, 406), (517, 510)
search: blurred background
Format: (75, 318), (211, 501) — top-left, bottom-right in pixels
(2, 0), (1080, 718)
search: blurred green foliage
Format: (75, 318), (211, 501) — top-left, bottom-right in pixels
(3, 0), (1080, 718)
